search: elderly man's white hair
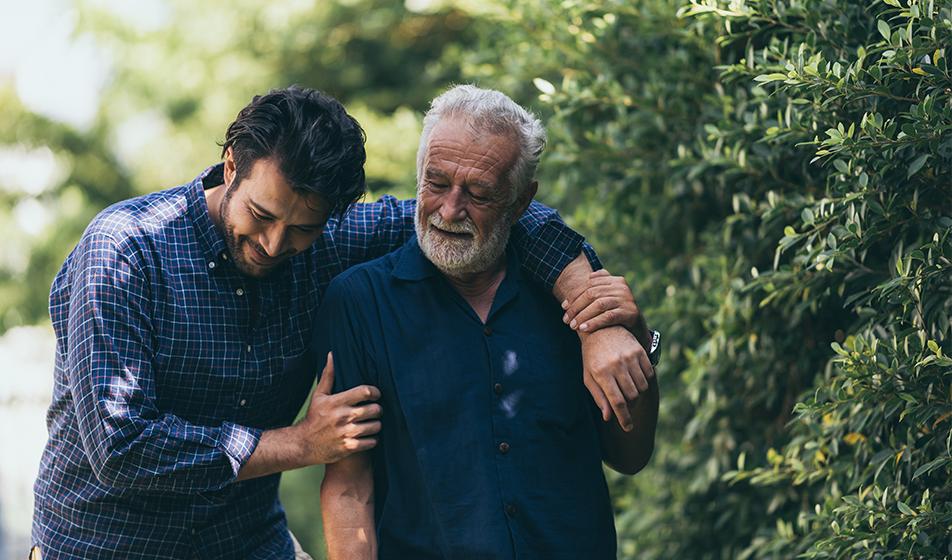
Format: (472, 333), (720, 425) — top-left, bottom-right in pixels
(416, 84), (546, 204)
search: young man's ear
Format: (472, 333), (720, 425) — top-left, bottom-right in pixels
(223, 147), (237, 188)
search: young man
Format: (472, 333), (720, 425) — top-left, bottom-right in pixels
(32, 86), (649, 559)
(318, 86), (660, 559)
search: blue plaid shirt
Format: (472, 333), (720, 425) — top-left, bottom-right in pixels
(32, 164), (599, 559)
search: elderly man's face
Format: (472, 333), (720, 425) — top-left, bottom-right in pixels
(415, 118), (523, 276)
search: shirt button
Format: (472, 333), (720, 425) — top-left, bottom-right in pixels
(235, 288), (245, 296)
(207, 261), (216, 269)
(483, 326), (493, 336)
(505, 503), (517, 516)
(221, 253), (229, 261)
(190, 528), (197, 536)
(498, 441), (510, 454)
(246, 344), (252, 353)
(493, 383), (503, 395)
(239, 398), (247, 407)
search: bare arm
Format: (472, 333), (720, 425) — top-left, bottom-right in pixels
(322, 453), (376, 559)
(554, 255), (655, 431)
(236, 355), (382, 482)
(598, 367), (659, 475)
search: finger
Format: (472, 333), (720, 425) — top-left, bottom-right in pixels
(342, 437), (378, 454)
(589, 269), (611, 278)
(350, 403), (383, 422)
(563, 285), (613, 322)
(578, 308), (639, 333)
(315, 352), (335, 394)
(335, 384), (382, 405)
(584, 375), (611, 422)
(601, 378), (633, 431)
(615, 366), (640, 402)
(349, 420), (382, 438)
(569, 297), (620, 330)
(636, 346), (655, 381)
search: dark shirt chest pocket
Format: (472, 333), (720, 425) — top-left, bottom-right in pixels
(515, 334), (586, 432)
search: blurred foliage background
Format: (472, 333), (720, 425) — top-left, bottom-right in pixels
(3, 0), (951, 558)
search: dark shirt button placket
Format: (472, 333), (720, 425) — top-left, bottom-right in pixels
(498, 441), (510, 454)
(493, 383), (503, 395)
(505, 503), (517, 517)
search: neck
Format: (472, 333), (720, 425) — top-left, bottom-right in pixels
(204, 183), (225, 234)
(444, 257), (507, 323)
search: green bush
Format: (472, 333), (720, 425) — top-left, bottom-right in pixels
(463, 0), (951, 557)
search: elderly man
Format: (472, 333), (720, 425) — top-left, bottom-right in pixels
(32, 86), (646, 559)
(316, 85), (660, 559)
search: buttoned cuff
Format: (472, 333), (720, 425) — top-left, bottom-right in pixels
(219, 422), (262, 477)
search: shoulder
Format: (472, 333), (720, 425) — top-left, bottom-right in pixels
(79, 185), (191, 262)
(324, 248), (402, 303)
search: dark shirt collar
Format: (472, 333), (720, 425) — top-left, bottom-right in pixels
(186, 163), (230, 264)
(394, 236), (523, 322)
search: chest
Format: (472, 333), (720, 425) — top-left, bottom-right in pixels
(370, 282), (586, 447)
(147, 255), (321, 426)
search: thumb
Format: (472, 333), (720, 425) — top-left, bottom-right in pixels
(315, 352), (335, 394)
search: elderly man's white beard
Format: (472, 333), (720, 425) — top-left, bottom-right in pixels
(415, 202), (514, 277)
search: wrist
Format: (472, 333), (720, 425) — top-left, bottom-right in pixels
(282, 423), (309, 468)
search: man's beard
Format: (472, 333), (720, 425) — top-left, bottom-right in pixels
(415, 202), (513, 277)
(219, 183), (271, 278)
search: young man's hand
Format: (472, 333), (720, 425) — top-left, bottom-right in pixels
(562, 270), (651, 346)
(293, 353), (383, 465)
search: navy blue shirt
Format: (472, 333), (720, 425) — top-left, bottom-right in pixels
(312, 238), (616, 559)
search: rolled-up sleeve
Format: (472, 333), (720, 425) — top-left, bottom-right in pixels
(66, 231), (261, 493)
(331, 196), (602, 290)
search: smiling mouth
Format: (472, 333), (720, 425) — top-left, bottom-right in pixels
(430, 225), (473, 239)
(246, 243), (280, 266)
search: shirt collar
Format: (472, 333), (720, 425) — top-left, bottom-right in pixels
(392, 236), (439, 281)
(185, 163), (230, 264)
(393, 235), (524, 321)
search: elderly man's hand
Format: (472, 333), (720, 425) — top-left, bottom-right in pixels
(580, 327), (654, 430)
(562, 269), (653, 430)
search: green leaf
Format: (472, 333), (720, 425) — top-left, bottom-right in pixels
(897, 502), (916, 516)
(784, 226), (797, 236)
(882, 0), (901, 6)
(927, 340), (940, 353)
(532, 78), (556, 95)
(912, 457), (947, 480)
(754, 73), (789, 83)
(801, 208), (815, 225)
(878, 20), (891, 41)
(907, 154), (929, 178)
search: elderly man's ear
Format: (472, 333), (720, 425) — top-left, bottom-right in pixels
(516, 181), (539, 216)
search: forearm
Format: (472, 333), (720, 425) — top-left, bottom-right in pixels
(322, 459), (376, 559)
(235, 424), (305, 482)
(75, 401), (261, 493)
(599, 376), (660, 475)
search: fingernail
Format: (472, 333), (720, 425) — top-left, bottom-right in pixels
(562, 313), (568, 323)
(561, 300), (568, 309)
(570, 320), (577, 328)
(625, 424), (633, 432)
(579, 323), (588, 331)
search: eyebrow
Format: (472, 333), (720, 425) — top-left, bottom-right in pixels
(248, 200), (324, 229)
(424, 167), (495, 192)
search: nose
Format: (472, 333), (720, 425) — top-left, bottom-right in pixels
(260, 225), (288, 257)
(439, 186), (468, 222)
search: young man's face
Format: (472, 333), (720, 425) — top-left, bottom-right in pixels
(220, 154), (330, 278)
